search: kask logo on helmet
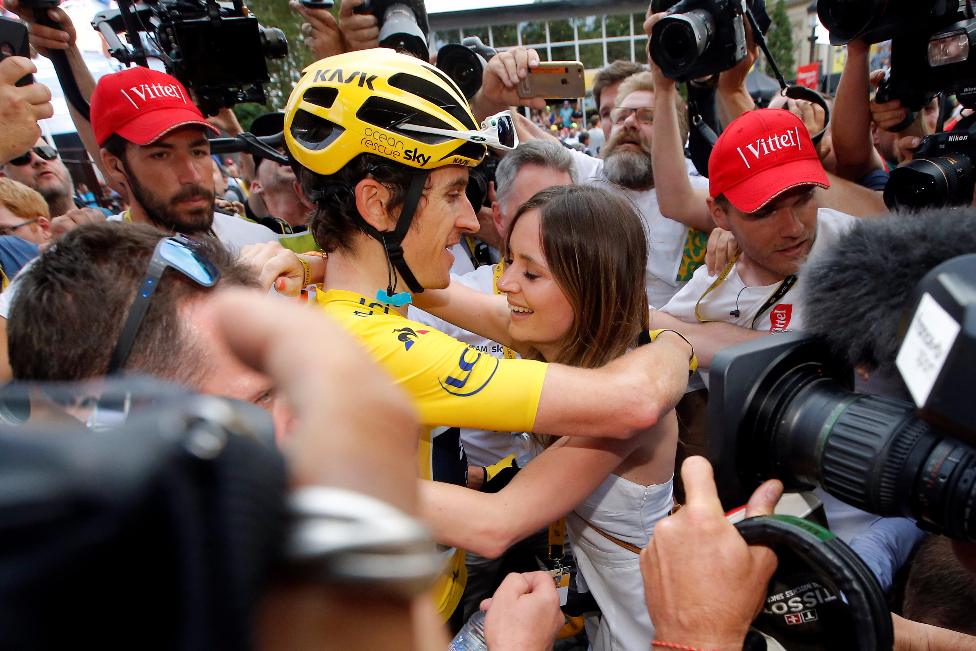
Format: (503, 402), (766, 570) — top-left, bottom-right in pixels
(311, 67), (378, 91)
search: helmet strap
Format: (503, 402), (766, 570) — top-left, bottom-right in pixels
(375, 172), (428, 305)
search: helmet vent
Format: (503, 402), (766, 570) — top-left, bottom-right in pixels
(439, 141), (486, 163)
(290, 109), (344, 151)
(302, 86), (338, 109)
(388, 72), (476, 130)
(357, 96), (454, 145)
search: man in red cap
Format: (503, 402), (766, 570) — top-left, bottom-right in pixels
(89, 66), (276, 251)
(653, 108), (858, 367)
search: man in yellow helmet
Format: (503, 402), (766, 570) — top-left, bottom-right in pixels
(283, 49), (694, 628)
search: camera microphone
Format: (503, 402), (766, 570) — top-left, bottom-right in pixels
(802, 208), (976, 375)
(729, 309), (740, 317)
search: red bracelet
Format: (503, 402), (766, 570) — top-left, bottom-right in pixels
(651, 642), (718, 651)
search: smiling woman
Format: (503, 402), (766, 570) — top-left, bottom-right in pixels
(418, 185), (682, 651)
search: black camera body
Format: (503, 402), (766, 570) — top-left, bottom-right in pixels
(708, 255), (976, 542)
(649, 0), (749, 82)
(885, 125), (976, 210)
(92, 0), (287, 116)
(819, 1), (976, 112)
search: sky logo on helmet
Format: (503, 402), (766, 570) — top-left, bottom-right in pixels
(404, 148), (430, 166)
(311, 68), (378, 91)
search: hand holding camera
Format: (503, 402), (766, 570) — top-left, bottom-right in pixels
(3, 0), (74, 58)
(0, 56), (51, 163)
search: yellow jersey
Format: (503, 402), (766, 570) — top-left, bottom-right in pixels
(316, 289), (548, 619)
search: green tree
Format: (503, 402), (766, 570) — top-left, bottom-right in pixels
(765, 0), (796, 77)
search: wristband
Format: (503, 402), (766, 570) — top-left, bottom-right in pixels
(296, 255), (312, 288)
(644, 328), (699, 374)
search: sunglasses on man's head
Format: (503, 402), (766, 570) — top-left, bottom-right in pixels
(7, 145), (59, 167)
(106, 235), (221, 375)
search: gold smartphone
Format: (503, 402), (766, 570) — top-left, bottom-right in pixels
(518, 61), (585, 99)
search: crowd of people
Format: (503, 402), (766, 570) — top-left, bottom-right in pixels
(0, 0), (974, 649)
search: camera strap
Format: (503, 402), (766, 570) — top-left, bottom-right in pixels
(744, 7), (830, 145)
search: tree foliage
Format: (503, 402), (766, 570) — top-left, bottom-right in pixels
(766, 0), (796, 76)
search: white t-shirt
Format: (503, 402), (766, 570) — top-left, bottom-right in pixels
(571, 150), (710, 308)
(408, 264), (528, 467)
(661, 208), (857, 333)
(0, 211), (277, 319)
(106, 211), (278, 254)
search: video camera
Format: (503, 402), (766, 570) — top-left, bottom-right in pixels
(819, 0), (976, 112)
(884, 122), (976, 210)
(649, 0), (770, 82)
(87, 0), (287, 116)
(708, 254), (976, 542)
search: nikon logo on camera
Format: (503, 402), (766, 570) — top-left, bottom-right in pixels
(311, 68), (378, 91)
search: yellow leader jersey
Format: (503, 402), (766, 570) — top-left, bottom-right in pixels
(316, 289), (548, 619)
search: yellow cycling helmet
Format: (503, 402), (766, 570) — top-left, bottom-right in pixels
(285, 49), (486, 176)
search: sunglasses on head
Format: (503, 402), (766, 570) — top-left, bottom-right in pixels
(7, 145), (59, 167)
(106, 235), (221, 375)
(398, 110), (518, 151)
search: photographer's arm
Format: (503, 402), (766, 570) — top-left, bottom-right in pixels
(713, 14), (758, 125)
(818, 172), (887, 217)
(646, 13), (714, 232)
(650, 308), (765, 369)
(420, 433), (640, 558)
(831, 40), (887, 181)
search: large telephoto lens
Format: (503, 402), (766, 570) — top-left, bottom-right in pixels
(884, 154), (976, 210)
(379, 3), (428, 61)
(709, 334), (976, 542)
(651, 8), (715, 76)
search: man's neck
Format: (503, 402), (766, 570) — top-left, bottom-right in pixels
(266, 191), (309, 228)
(736, 255), (787, 287)
(48, 195), (75, 218)
(323, 237), (412, 316)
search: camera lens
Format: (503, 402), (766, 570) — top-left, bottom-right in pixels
(379, 3), (428, 61)
(652, 9), (714, 74)
(736, 350), (976, 542)
(884, 155), (976, 210)
(259, 26), (289, 60)
(817, 0), (886, 43)
(436, 44), (484, 99)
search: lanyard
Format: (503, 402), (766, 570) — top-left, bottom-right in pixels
(695, 255), (797, 330)
(492, 261), (516, 360)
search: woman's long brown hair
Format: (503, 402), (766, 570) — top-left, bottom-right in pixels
(506, 185), (649, 445)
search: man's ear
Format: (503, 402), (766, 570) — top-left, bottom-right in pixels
(354, 177), (395, 232)
(293, 180), (314, 210)
(707, 197), (732, 231)
(491, 200), (505, 241)
(249, 178), (264, 197)
(100, 149), (129, 195)
(36, 215), (51, 235)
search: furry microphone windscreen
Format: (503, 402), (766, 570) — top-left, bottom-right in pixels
(802, 208), (976, 375)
